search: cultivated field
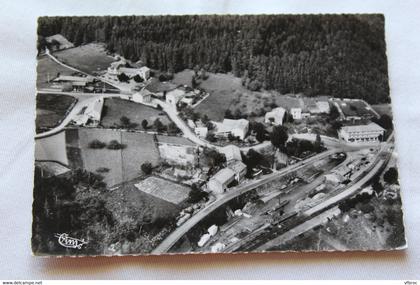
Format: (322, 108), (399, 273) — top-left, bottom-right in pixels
(53, 43), (115, 74)
(134, 176), (190, 205)
(36, 55), (76, 89)
(101, 98), (170, 130)
(71, 128), (160, 187)
(35, 93), (76, 132)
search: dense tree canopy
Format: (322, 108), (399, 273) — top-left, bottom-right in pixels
(38, 14), (390, 103)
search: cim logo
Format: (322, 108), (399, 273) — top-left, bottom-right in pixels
(54, 233), (88, 249)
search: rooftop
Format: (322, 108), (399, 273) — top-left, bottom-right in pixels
(220, 145), (242, 162)
(211, 168), (235, 184)
(53, 75), (93, 83)
(227, 160), (247, 174)
(341, 122), (385, 133)
(134, 176), (190, 205)
(265, 107), (286, 121)
(218, 118), (249, 133)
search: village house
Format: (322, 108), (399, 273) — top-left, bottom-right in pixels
(74, 97), (104, 126)
(290, 107), (302, 120)
(207, 168), (236, 194)
(215, 118), (249, 140)
(85, 98), (104, 125)
(338, 123), (385, 144)
(220, 145), (242, 162)
(53, 75), (94, 84)
(265, 107), (286, 125)
(227, 160), (247, 182)
(166, 89), (186, 106)
(156, 135), (198, 167)
(132, 88), (153, 104)
(194, 126), (208, 138)
(107, 60), (151, 81)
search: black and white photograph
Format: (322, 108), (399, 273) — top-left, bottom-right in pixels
(32, 14), (406, 256)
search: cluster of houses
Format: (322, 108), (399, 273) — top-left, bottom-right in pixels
(207, 145), (247, 194)
(50, 74), (98, 93)
(73, 98), (104, 127)
(106, 59), (151, 82)
(132, 83), (208, 109)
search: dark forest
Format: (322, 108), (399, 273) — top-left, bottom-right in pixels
(37, 14), (390, 104)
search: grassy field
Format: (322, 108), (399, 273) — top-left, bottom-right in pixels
(36, 55), (76, 89)
(101, 98), (170, 130)
(53, 43), (115, 74)
(71, 128), (160, 187)
(36, 93), (76, 132)
(194, 73), (243, 121)
(172, 69), (195, 87)
(192, 72), (301, 121)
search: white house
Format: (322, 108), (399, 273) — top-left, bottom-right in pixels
(338, 123), (385, 144)
(194, 126), (208, 138)
(84, 98), (104, 125)
(138, 66), (151, 81)
(220, 145), (242, 162)
(166, 89), (186, 106)
(208, 168), (236, 194)
(215, 119), (249, 140)
(132, 88), (153, 104)
(265, 107), (286, 125)
(107, 61), (151, 81)
(290, 108), (302, 120)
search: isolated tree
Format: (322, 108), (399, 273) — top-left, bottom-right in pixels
(201, 114), (210, 125)
(314, 133), (323, 152)
(120, 116), (131, 128)
(141, 119), (148, 130)
(153, 118), (164, 132)
(117, 72), (130, 83)
(270, 126), (289, 149)
(88, 139), (106, 149)
(133, 74), (144, 83)
(384, 167), (398, 185)
(107, 140), (124, 150)
(141, 162), (153, 175)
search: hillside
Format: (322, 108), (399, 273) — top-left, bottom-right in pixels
(37, 14), (390, 104)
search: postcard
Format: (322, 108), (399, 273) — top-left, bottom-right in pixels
(33, 14), (406, 256)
